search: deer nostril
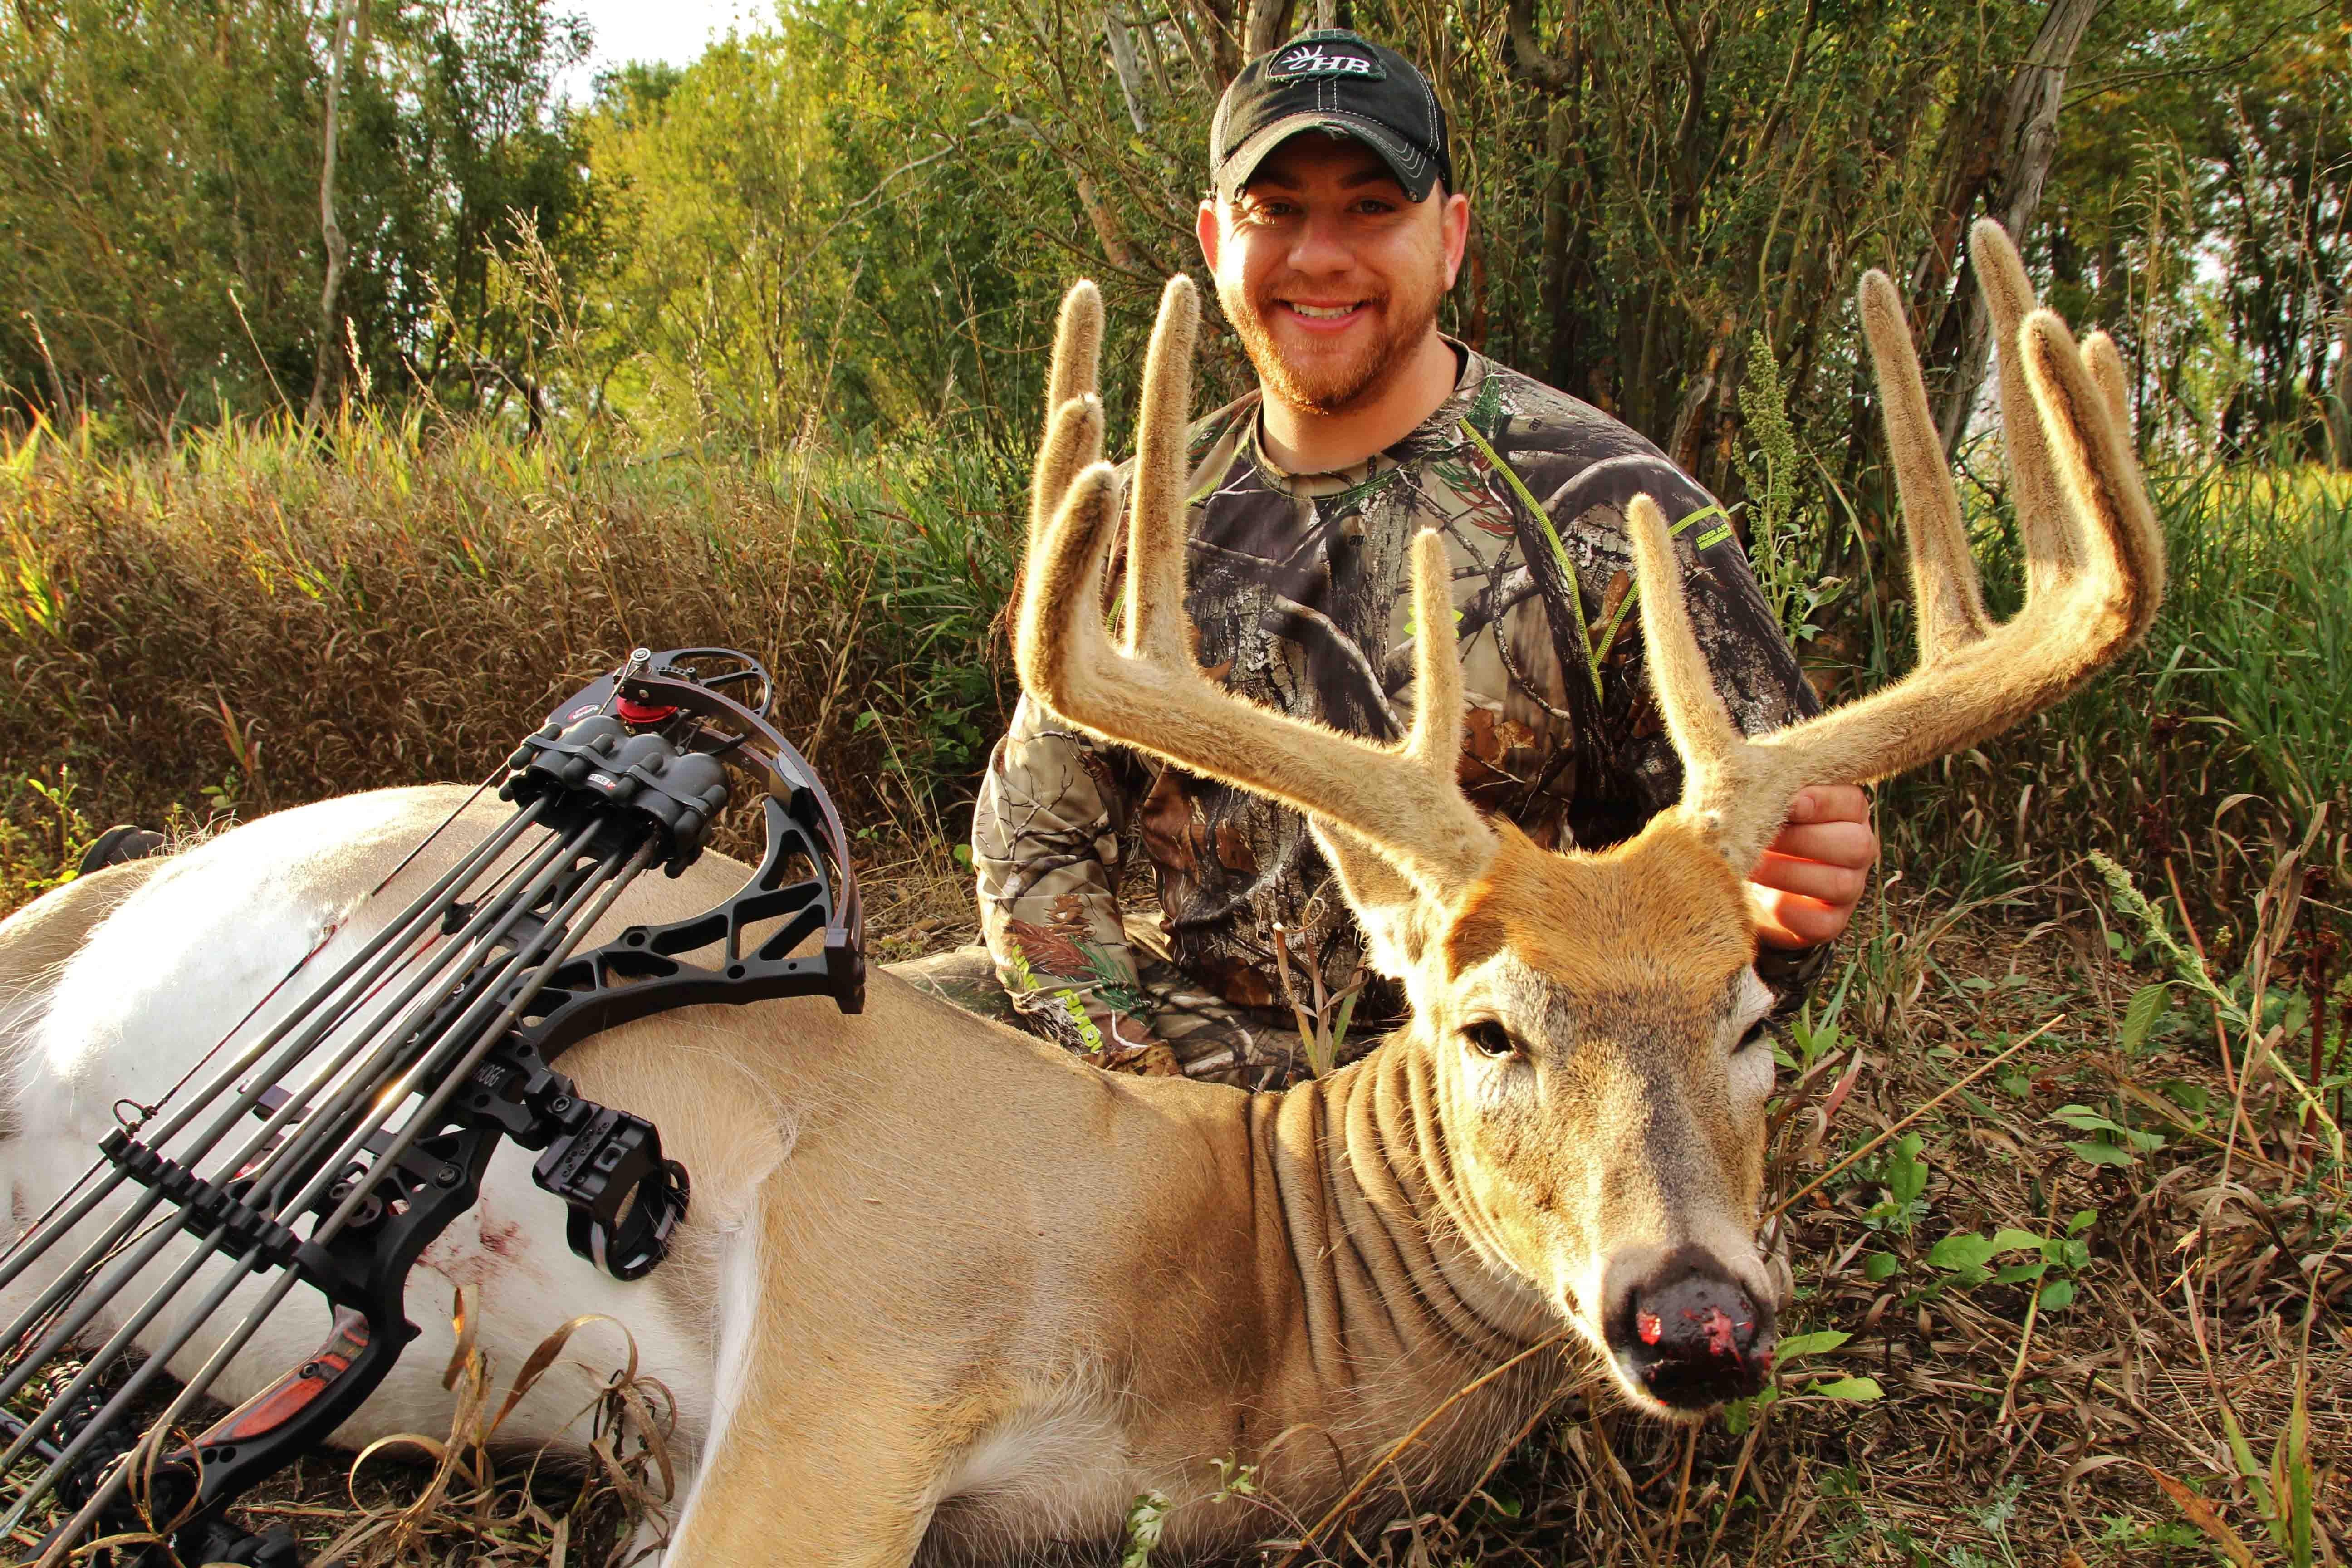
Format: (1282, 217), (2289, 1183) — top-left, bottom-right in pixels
(1611, 1249), (1776, 1409)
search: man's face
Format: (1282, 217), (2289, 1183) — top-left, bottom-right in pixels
(1197, 134), (1470, 416)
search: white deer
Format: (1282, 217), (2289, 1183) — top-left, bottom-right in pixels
(0, 222), (2158, 1566)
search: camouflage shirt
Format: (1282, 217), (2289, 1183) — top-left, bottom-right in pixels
(972, 344), (1824, 1048)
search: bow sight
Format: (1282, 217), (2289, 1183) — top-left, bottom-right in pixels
(0, 647), (863, 1565)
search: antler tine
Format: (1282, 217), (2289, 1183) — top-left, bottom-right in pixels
(1029, 283), (1106, 562)
(1625, 495), (1754, 842)
(1047, 279), (1103, 413)
(1970, 220), (2081, 594)
(1857, 270), (1991, 659)
(2020, 310), (2166, 637)
(1630, 281), (2164, 875)
(1018, 416), (1493, 895)
(2082, 331), (2133, 439)
(1123, 275), (1201, 664)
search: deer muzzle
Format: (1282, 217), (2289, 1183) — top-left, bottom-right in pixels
(1606, 1243), (1776, 1411)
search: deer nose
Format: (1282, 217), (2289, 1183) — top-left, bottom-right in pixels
(1609, 1245), (1776, 1410)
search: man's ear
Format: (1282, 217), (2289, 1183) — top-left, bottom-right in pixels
(1196, 197), (1221, 274)
(1440, 191), (1470, 290)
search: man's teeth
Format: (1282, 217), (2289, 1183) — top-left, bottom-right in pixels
(1290, 303), (1358, 319)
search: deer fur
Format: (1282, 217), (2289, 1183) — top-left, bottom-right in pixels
(0, 222), (2158, 1567)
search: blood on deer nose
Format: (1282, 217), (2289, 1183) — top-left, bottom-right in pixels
(1610, 1245), (1776, 1410)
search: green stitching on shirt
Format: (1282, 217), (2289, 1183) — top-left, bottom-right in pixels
(1458, 418), (1606, 703)
(1333, 465), (1403, 507)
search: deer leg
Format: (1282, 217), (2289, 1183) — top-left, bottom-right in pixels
(660, 1254), (947, 1568)
(665, 1395), (941, 1568)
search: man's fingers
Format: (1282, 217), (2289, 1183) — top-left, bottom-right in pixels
(1765, 818), (1878, 871)
(1750, 850), (1869, 908)
(1751, 886), (1848, 949)
(1785, 783), (1872, 825)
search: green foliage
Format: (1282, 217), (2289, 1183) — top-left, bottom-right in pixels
(2219, 1348), (2318, 1568)
(2048, 1103), (2165, 1169)
(1861, 1132), (1930, 1237)
(0, 0), (601, 434)
(0, 767), (97, 912)
(1917, 1212), (2092, 1310)
(1121, 1490), (1171, 1568)
(1722, 1327), (1881, 1436)
(2118, 983), (2171, 1055)
(2088, 846), (2346, 1164)
(2190, 472), (2352, 819)
(1732, 331), (1830, 645)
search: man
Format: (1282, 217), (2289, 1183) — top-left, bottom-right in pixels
(960, 29), (1875, 1086)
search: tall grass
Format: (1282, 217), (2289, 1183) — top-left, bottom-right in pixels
(0, 410), (1025, 907)
(4, 406), (2345, 955)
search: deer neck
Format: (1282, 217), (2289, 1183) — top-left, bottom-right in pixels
(1250, 1034), (1558, 1389)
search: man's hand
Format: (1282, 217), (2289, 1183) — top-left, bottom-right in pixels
(1749, 785), (1877, 950)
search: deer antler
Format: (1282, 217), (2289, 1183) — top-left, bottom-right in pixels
(1016, 275), (1496, 897)
(1630, 220), (2166, 873)
(1030, 280), (1105, 560)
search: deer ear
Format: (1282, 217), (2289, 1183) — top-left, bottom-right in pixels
(1309, 821), (1443, 982)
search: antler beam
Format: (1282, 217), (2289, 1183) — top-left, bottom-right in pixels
(1630, 220), (2166, 873)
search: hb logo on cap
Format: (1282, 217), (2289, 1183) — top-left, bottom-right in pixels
(1269, 43), (1387, 81)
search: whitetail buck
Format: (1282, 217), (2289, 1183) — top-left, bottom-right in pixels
(0, 221), (2157, 1566)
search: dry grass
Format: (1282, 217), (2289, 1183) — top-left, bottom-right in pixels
(0, 411), (1024, 911)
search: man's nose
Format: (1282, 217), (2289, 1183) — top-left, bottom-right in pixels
(1286, 210), (1356, 276)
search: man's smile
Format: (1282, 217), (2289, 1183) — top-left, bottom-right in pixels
(1276, 299), (1372, 332)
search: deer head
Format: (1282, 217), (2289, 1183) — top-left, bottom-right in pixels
(1015, 220), (2162, 1416)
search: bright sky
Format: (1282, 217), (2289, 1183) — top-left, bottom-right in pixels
(554, 0), (772, 102)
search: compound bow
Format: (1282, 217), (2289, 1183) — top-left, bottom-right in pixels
(0, 647), (864, 1565)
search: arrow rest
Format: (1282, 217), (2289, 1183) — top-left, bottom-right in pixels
(0, 646), (863, 1564)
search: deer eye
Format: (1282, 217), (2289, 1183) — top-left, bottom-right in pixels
(1462, 1019), (1518, 1059)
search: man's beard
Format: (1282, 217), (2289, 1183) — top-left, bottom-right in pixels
(1219, 271), (1445, 420)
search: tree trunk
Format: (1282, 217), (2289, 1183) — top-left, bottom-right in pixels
(1539, 102), (1576, 389)
(1242, 0), (1297, 63)
(1010, 117), (1140, 273)
(306, 0), (359, 425)
(1931, 0), (2105, 452)
(1104, 7), (1151, 134)
(1667, 311), (1735, 473)
(1501, 0), (1585, 391)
